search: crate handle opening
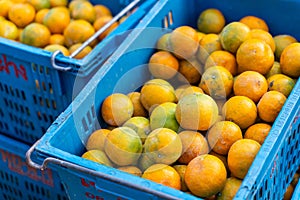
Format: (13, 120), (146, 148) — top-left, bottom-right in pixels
(51, 50), (72, 71)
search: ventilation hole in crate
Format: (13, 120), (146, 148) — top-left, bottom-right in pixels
(35, 80), (40, 91)
(259, 186), (263, 197)
(19, 118), (24, 126)
(9, 100), (13, 109)
(41, 127), (47, 134)
(9, 86), (14, 96)
(39, 65), (44, 74)
(4, 98), (8, 107)
(43, 113), (48, 122)
(49, 83), (53, 94)
(20, 105), (24, 113)
(30, 121), (35, 130)
(49, 115), (54, 122)
(4, 84), (8, 94)
(52, 100), (56, 110)
(14, 102), (19, 112)
(26, 106), (30, 116)
(0, 108), (4, 116)
(82, 118), (88, 132)
(168, 11), (173, 25)
(288, 136), (291, 145)
(42, 81), (46, 91)
(39, 97), (44, 106)
(0, 121), (3, 129)
(0, 82), (3, 91)
(87, 111), (92, 125)
(91, 105), (96, 118)
(9, 113), (13, 121)
(33, 95), (37, 105)
(21, 90), (26, 100)
(163, 16), (168, 28)
(45, 67), (49, 75)
(45, 98), (50, 108)
(32, 63), (37, 72)
(15, 88), (20, 98)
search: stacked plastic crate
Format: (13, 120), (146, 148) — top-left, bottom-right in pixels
(0, 0), (157, 199)
(25, 0), (300, 199)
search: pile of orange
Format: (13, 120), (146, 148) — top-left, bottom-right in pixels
(81, 8), (299, 199)
(0, 0), (127, 59)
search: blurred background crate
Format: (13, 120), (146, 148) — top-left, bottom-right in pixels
(0, 0), (156, 145)
(0, 133), (68, 200)
(26, 0), (300, 199)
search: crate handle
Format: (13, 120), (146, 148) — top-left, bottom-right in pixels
(51, 50), (72, 71)
(26, 139), (180, 199)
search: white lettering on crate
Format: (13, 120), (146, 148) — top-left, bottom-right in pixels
(0, 149), (54, 187)
(0, 54), (28, 81)
(81, 178), (127, 200)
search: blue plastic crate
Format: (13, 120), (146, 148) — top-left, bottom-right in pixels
(0, 133), (68, 200)
(0, 0), (156, 145)
(26, 0), (300, 199)
(292, 179), (300, 200)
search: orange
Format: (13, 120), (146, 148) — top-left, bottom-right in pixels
(0, 0), (13, 18)
(69, 43), (92, 59)
(236, 39), (274, 75)
(142, 164), (181, 190)
(127, 92), (148, 117)
(178, 130), (209, 164)
(101, 93), (134, 126)
(227, 139), (261, 179)
(149, 102), (179, 132)
(94, 4), (112, 19)
(199, 66), (234, 99)
(239, 15), (269, 32)
(197, 8), (225, 34)
(222, 96), (257, 129)
(93, 15), (119, 40)
(156, 33), (171, 51)
(104, 126), (142, 166)
(49, 34), (65, 45)
(173, 165), (188, 191)
(143, 128), (182, 166)
(265, 61), (281, 78)
(85, 129), (111, 151)
(64, 19), (95, 47)
(233, 71), (268, 103)
(197, 33), (222, 64)
(176, 86), (204, 101)
(169, 26), (199, 59)
(280, 42), (300, 77)
(140, 79), (176, 111)
(196, 31), (206, 42)
(81, 149), (113, 167)
(117, 166), (142, 177)
(244, 123), (272, 145)
(49, 0), (67, 7)
(257, 91), (287, 123)
(175, 93), (219, 131)
(71, 0), (96, 23)
(185, 154), (227, 197)
(217, 177), (243, 200)
(123, 116), (150, 143)
(20, 22), (51, 47)
(209, 151), (229, 172)
(8, 3), (35, 28)
(43, 6), (70, 34)
(219, 22), (250, 53)
(204, 50), (237, 76)
(267, 74), (296, 97)
(35, 8), (49, 24)
(273, 34), (298, 61)
(177, 59), (202, 84)
(44, 44), (70, 56)
(27, 0), (50, 11)
(0, 20), (18, 40)
(246, 29), (276, 52)
(207, 121), (243, 155)
(148, 51), (179, 80)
